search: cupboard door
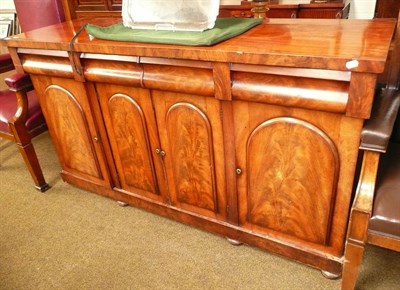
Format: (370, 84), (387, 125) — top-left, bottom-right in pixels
(96, 84), (167, 202)
(31, 76), (110, 186)
(153, 91), (227, 220)
(233, 100), (362, 255)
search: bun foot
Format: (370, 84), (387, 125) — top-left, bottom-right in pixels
(321, 270), (341, 280)
(117, 201), (128, 207)
(226, 237), (243, 246)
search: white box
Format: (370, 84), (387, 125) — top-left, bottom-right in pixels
(122, 0), (220, 32)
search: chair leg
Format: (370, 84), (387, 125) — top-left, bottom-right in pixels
(341, 242), (366, 290)
(17, 141), (49, 192)
(341, 151), (379, 290)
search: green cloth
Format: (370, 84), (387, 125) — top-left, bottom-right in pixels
(85, 18), (262, 46)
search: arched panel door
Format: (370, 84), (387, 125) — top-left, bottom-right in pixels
(234, 109), (340, 246)
(96, 83), (167, 202)
(31, 76), (110, 186)
(166, 102), (217, 211)
(153, 91), (227, 220)
(246, 117), (339, 245)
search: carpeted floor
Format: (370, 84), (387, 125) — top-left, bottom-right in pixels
(0, 132), (399, 290)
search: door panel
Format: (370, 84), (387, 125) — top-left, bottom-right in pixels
(233, 100), (362, 255)
(153, 91), (227, 220)
(246, 117), (339, 245)
(31, 76), (110, 186)
(96, 84), (167, 201)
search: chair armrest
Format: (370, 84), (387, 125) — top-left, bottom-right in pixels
(360, 88), (400, 153)
(352, 151), (380, 214)
(0, 53), (14, 73)
(4, 73), (33, 91)
(4, 73), (34, 128)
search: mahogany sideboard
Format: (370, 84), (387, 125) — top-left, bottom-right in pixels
(4, 17), (395, 276)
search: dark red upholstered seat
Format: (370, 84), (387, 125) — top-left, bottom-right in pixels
(13, 0), (65, 32)
(0, 90), (44, 133)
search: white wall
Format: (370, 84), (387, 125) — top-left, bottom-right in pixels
(347, 0), (377, 19)
(2, 0), (15, 9)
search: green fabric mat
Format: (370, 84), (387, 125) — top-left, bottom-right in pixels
(85, 18), (263, 46)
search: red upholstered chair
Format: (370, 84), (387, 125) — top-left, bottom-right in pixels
(0, 0), (65, 191)
(13, 0), (65, 33)
(341, 11), (400, 290)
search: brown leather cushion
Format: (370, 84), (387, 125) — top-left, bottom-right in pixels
(360, 89), (400, 152)
(369, 142), (400, 238)
(0, 89), (45, 133)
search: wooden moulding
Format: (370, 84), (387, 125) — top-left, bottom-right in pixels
(232, 71), (349, 113)
(19, 50), (355, 115)
(231, 63), (351, 113)
(19, 52), (216, 97)
(83, 57), (215, 97)
(83, 59), (144, 87)
(21, 54), (74, 79)
(141, 64), (214, 97)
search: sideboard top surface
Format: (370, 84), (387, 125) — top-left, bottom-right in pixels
(4, 17), (396, 73)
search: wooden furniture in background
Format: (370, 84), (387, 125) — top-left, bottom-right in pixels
(220, 2), (349, 19)
(61, 0), (121, 20)
(4, 16), (395, 277)
(219, 4), (298, 19)
(0, 0), (65, 191)
(218, 5), (254, 19)
(341, 12), (400, 290)
(298, 2), (350, 19)
(61, 0), (349, 20)
(375, 0), (400, 18)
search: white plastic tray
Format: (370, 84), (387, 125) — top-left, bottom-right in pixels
(122, 0), (220, 32)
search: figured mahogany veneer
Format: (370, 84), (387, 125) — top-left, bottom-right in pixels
(4, 17), (395, 276)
